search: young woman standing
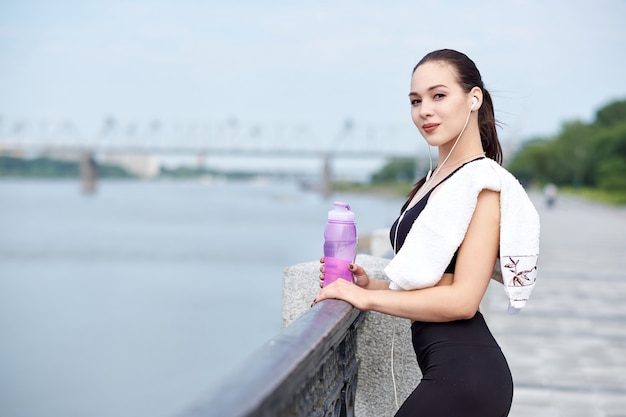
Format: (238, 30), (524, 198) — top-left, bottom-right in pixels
(313, 49), (540, 416)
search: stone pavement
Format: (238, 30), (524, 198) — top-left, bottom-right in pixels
(480, 193), (626, 417)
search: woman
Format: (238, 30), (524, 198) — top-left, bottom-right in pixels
(313, 49), (539, 416)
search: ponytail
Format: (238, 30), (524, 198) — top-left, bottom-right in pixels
(401, 176), (426, 213)
(478, 89), (502, 165)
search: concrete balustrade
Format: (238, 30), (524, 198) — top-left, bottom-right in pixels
(282, 254), (420, 417)
(178, 254), (420, 417)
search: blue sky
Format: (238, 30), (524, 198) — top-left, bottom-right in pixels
(1, 0), (625, 151)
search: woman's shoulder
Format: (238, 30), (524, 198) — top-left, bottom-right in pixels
(433, 158), (526, 204)
(466, 157), (504, 174)
(453, 158), (502, 190)
(464, 158), (523, 188)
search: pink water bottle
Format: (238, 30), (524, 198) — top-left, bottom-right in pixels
(323, 201), (357, 286)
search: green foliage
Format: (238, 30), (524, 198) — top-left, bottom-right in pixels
(98, 164), (135, 178)
(370, 158), (416, 184)
(594, 121), (626, 158)
(507, 138), (552, 186)
(333, 179), (412, 196)
(508, 98), (626, 198)
(159, 165), (258, 180)
(160, 166), (215, 178)
(0, 156), (79, 177)
(596, 156), (626, 191)
(0, 155), (133, 178)
(560, 186), (626, 206)
(595, 100), (626, 127)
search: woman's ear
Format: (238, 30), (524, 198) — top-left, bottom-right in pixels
(470, 87), (483, 111)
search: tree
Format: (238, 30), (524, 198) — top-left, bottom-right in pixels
(370, 158), (416, 184)
(551, 121), (597, 187)
(595, 99), (626, 127)
(592, 121), (626, 189)
(507, 138), (552, 186)
(508, 98), (626, 192)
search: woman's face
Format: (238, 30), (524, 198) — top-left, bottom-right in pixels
(409, 61), (473, 148)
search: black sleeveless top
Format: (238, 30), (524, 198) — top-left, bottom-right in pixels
(389, 158), (484, 274)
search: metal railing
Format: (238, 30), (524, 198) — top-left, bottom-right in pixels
(178, 299), (365, 417)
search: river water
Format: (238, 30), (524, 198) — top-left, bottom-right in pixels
(0, 178), (403, 417)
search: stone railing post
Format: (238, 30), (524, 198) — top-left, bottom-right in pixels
(282, 254), (421, 417)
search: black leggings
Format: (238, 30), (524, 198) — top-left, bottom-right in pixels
(395, 312), (513, 417)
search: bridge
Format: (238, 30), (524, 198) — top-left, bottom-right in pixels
(0, 117), (427, 194)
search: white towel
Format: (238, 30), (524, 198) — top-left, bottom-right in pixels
(384, 158), (540, 313)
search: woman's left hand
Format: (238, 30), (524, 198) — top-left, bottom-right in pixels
(312, 278), (368, 310)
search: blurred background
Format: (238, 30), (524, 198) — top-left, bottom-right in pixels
(1, 1), (625, 416)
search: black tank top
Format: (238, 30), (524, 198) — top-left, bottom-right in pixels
(389, 158), (484, 274)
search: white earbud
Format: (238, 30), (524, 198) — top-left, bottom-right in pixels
(470, 96), (478, 110)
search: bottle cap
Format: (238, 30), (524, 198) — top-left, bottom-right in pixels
(328, 201), (355, 221)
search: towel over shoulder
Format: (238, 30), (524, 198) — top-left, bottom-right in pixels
(384, 158), (540, 313)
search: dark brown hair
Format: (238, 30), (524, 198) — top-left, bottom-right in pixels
(402, 49), (502, 212)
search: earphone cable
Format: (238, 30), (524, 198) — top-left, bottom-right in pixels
(391, 320), (399, 410)
(414, 105), (473, 203)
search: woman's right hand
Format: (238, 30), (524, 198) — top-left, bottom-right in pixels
(319, 256), (370, 289)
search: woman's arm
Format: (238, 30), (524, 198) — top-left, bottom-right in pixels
(313, 189), (500, 322)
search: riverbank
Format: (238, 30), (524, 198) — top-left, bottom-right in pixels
(558, 186), (626, 205)
(332, 180), (412, 197)
(335, 179), (626, 207)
